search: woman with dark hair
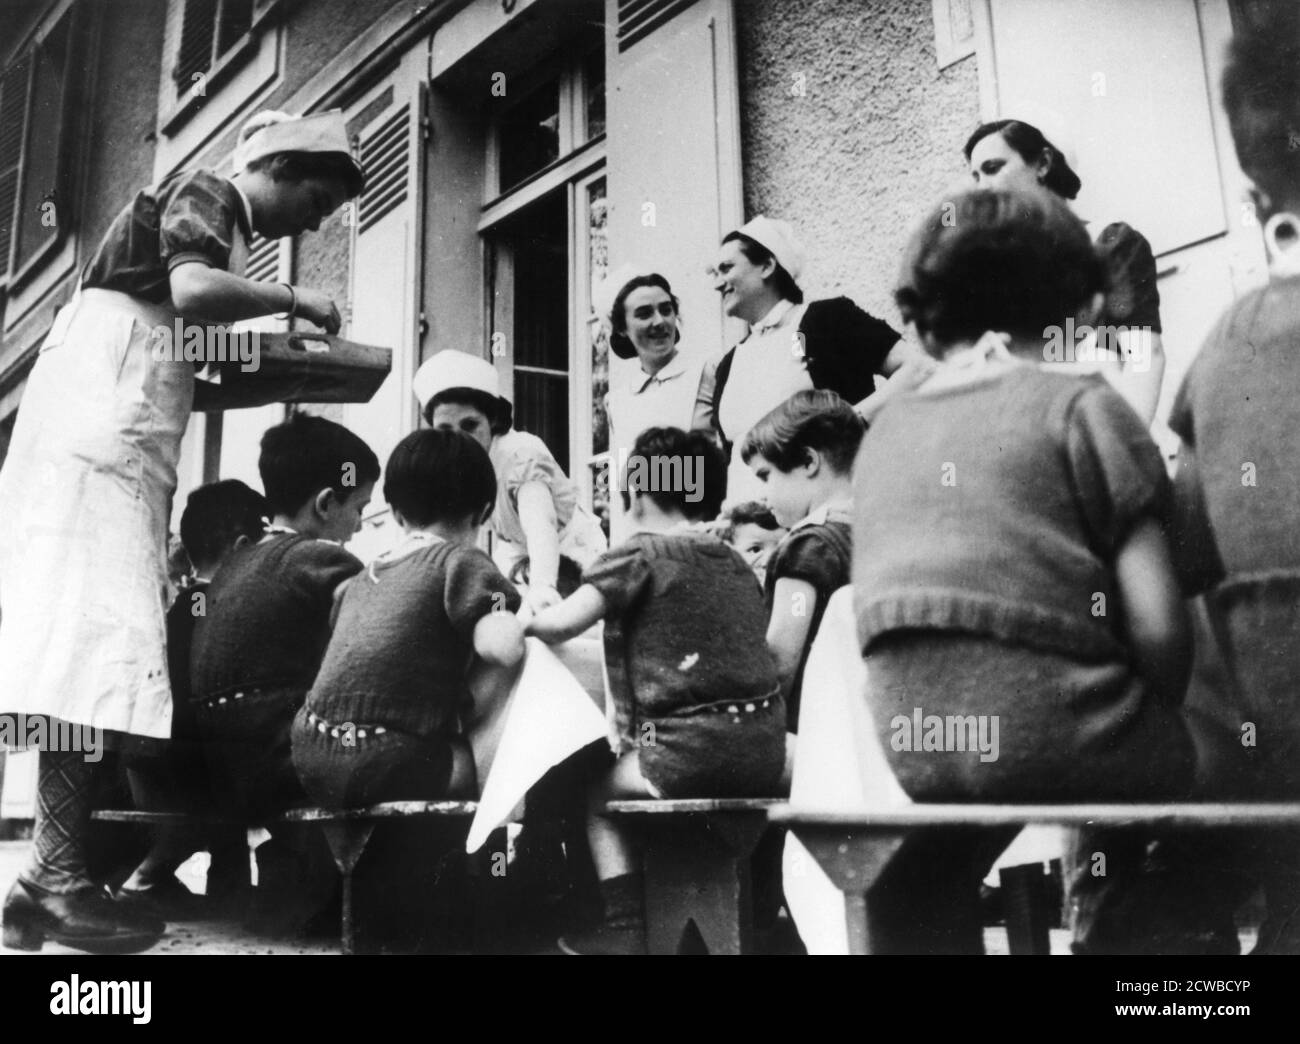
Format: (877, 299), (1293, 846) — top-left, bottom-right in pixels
(0, 109), (364, 952)
(964, 118), (1167, 422)
(704, 216), (912, 503)
(600, 266), (713, 541)
(413, 350), (607, 614)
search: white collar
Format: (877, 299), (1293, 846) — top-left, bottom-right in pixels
(790, 497), (853, 532)
(630, 354), (688, 393)
(749, 299), (797, 335)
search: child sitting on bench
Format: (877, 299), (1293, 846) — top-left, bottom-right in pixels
(742, 390), (862, 730)
(292, 428), (525, 807)
(852, 189), (1229, 954)
(527, 427), (787, 955)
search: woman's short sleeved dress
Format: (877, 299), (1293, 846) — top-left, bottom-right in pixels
(0, 169), (250, 739)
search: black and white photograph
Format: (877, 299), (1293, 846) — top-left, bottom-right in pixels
(0, 0), (1297, 1001)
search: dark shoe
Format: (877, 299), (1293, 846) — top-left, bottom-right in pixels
(557, 921), (647, 956)
(116, 876), (208, 921)
(2, 880), (163, 954)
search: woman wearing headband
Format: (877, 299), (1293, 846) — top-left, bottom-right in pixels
(964, 119), (1167, 423)
(705, 215), (911, 503)
(0, 109), (364, 953)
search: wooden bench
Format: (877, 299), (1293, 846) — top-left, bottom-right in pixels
(604, 798), (781, 955)
(93, 801), (478, 953)
(770, 802), (1300, 954)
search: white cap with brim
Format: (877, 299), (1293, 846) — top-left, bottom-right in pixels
(594, 262), (660, 326)
(730, 214), (806, 286)
(232, 109), (365, 186)
(413, 349), (512, 415)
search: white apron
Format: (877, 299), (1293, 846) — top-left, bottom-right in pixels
(0, 288), (195, 738)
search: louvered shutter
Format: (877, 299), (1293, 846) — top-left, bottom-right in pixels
(0, 56), (30, 277)
(605, 0), (742, 363)
(175, 0), (218, 85)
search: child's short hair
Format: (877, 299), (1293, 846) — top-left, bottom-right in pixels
(179, 479), (268, 567)
(258, 412), (380, 517)
(1222, 5), (1300, 209)
(719, 501), (781, 543)
(740, 389), (865, 476)
(621, 427), (726, 522)
(895, 189), (1104, 348)
(384, 428), (497, 526)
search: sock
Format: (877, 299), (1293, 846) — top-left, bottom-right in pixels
(20, 744), (100, 895)
(599, 873), (645, 930)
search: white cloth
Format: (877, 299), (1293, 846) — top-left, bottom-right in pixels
(0, 288), (195, 737)
(465, 637), (607, 851)
(782, 587), (911, 954)
(716, 300), (812, 504)
(604, 352), (708, 543)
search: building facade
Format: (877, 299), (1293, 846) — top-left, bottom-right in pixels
(0, 0), (1273, 558)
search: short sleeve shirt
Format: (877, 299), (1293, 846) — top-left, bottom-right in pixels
(488, 429), (581, 547)
(854, 366), (1168, 660)
(81, 169), (253, 303)
(583, 530), (780, 750)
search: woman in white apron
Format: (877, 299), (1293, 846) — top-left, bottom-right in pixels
(413, 350), (607, 615)
(599, 267), (714, 544)
(0, 110), (364, 953)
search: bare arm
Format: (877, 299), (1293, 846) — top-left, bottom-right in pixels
(169, 262), (339, 332)
(1115, 514), (1191, 705)
(517, 480), (562, 609)
(853, 351), (938, 424)
(1116, 329), (1166, 424)
(525, 583), (607, 644)
(473, 610), (526, 668)
(766, 577), (818, 699)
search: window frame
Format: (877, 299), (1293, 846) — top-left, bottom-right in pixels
(0, 3), (87, 294)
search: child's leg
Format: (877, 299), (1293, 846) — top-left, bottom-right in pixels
(585, 752), (653, 882)
(446, 738), (477, 800)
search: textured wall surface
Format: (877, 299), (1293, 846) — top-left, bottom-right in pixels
(735, 0), (980, 327)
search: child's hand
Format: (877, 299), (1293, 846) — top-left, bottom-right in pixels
(473, 610), (526, 668)
(524, 583), (562, 615)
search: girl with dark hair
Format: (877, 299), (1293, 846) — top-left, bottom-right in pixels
(600, 266), (714, 542)
(0, 109), (363, 953)
(964, 118), (1168, 423)
(704, 215), (911, 503)
(413, 350), (607, 615)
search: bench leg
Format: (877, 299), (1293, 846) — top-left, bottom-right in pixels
(1000, 863), (1051, 955)
(638, 814), (768, 955)
(319, 822), (377, 956)
(788, 826), (908, 954)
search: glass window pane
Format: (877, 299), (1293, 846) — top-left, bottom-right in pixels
(498, 79), (560, 193)
(514, 370), (569, 474)
(584, 48), (605, 141)
(587, 177), (609, 455)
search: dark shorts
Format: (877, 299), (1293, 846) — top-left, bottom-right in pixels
(290, 705), (456, 809)
(639, 699), (787, 799)
(192, 685), (307, 819)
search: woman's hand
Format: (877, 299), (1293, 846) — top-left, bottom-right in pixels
(294, 287), (342, 334)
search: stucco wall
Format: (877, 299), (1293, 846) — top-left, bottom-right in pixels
(735, 0), (980, 328)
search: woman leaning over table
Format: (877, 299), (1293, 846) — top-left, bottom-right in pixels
(0, 109), (364, 954)
(704, 215), (921, 504)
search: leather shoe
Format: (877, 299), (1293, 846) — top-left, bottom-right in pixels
(2, 879), (163, 954)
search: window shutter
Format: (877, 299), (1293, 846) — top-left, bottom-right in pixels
(605, 0), (742, 359)
(0, 56), (32, 276)
(216, 0), (254, 56)
(175, 0), (218, 84)
(615, 0), (698, 52)
(358, 102), (410, 234)
(14, 14), (73, 274)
